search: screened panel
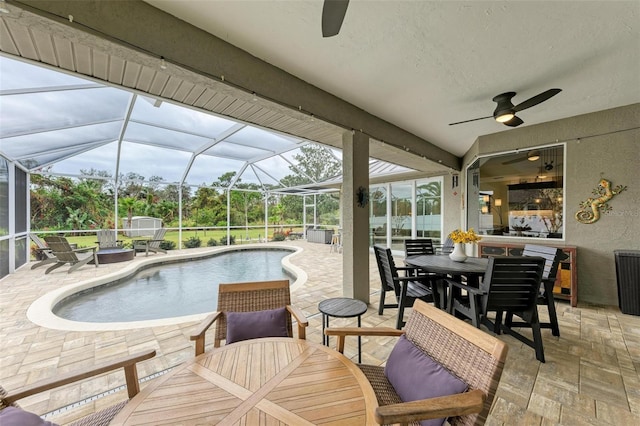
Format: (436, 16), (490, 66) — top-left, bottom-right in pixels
(0, 55), (89, 89)
(253, 155), (300, 182)
(119, 142), (192, 183)
(0, 157), (8, 236)
(14, 167), (27, 233)
(205, 141), (270, 161)
(15, 236), (27, 269)
(130, 95), (237, 136)
(225, 127), (301, 153)
(124, 122), (212, 152)
(49, 142), (119, 176)
(0, 88), (128, 137)
(186, 155), (245, 187)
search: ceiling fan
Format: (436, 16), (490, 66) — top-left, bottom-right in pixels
(449, 88), (562, 127)
(322, 0), (349, 37)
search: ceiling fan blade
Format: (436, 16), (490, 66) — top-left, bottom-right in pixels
(448, 115), (493, 126)
(503, 116), (524, 127)
(502, 156), (528, 165)
(513, 88), (562, 112)
(322, 0), (349, 37)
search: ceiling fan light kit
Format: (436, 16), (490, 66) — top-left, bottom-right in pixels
(450, 88), (562, 128)
(527, 150), (540, 161)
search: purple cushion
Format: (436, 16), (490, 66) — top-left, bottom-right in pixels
(0, 406), (59, 426)
(384, 335), (469, 426)
(225, 307), (289, 344)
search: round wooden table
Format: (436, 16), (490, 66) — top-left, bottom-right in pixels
(110, 338), (378, 425)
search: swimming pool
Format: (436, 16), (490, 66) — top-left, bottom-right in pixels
(54, 249), (292, 323)
(28, 245), (307, 331)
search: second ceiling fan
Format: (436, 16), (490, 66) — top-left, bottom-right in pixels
(449, 88), (562, 127)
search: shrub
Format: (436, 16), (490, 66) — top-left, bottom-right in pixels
(272, 232), (286, 242)
(159, 240), (176, 251)
(219, 235), (236, 245)
(183, 236), (201, 248)
(207, 238), (218, 247)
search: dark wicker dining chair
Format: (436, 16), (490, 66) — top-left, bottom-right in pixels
(326, 300), (508, 425)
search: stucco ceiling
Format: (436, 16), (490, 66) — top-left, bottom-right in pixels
(145, 0), (640, 157)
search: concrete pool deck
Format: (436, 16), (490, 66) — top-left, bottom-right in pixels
(1, 240), (639, 425)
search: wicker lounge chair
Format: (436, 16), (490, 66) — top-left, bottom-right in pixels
(43, 236), (99, 274)
(325, 300), (508, 425)
(1, 349), (155, 426)
(132, 228), (167, 256)
(96, 229), (123, 249)
(29, 234), (57, 270)
(190, 280), (309, 356)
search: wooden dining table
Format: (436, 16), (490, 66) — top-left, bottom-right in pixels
(110, 337), (378, 425)
(404, 255), (489, 310)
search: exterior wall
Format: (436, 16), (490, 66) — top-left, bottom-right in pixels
(461, 103), (640, 306)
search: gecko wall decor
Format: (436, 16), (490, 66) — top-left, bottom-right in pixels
(575, 178), (627, 224)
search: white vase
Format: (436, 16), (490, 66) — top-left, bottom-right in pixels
(449, 243), (468, 262)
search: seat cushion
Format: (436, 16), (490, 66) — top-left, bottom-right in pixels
(226, 307), (289, 344)
(0, 406), (59, 426)
(384, 335), (468, 426)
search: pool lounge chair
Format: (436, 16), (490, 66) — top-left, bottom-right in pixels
(43, 236), (99, 274)
(96, 229), (123, 249)
(133, 228), (167, 257)
(29, 234), (57, 270)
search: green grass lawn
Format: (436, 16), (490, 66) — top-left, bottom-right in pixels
(47, 227), (306, 249)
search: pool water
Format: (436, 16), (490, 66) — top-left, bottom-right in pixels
(53, 249), (292, 323)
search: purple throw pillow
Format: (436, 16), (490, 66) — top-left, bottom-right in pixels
(225, 307), (289, 344)
(0, 406), (60, 426)
(384, 335), (469, 426)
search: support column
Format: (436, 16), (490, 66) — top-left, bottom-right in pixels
(342, 131), (370, 303)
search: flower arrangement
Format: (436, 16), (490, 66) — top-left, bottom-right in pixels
(448, 228), (482, 244)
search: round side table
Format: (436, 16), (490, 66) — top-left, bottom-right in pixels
(318, 297), (368, 363)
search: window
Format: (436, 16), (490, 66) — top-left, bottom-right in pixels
(467, 145), (564, 239)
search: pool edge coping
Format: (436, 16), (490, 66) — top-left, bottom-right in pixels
(27, 244), (307, 331)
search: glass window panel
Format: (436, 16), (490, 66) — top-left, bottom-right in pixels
(49, 142), (119, 176)
(185, 155), (245, 187)
(205, 141), (269, 161)
(390, 182), (412, 250)
(124, 121), (212, 152)
(0, 87), (129, 137)
(0, 157), (8, 236)
(130, 96), (237, 136)
(226, 127), (301, 153)
(119, 142), (192, 183)
(416, 178), (442, 242)
(370, 185), (388, 246)
(1, 122), (121, 159)
(466, 145), (564, 239)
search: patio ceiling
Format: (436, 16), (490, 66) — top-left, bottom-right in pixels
(0, 55), (416, 194)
